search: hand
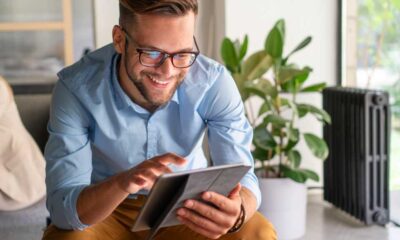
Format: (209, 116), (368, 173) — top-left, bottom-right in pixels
(176, 184), (242, 239)
(118, 153), (186, 194)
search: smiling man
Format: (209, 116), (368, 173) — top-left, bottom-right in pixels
(42, 1), (276, 239)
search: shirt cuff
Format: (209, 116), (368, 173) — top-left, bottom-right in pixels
(48, 185), (90, 230)
(64, 185), (90, 230)
(240, 173), (262, 209)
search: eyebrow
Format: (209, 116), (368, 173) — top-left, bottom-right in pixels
(123, 28), (196, 53)
(136, 43), (195, 54)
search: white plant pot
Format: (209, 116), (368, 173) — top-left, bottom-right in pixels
(258, 178), (307, 240)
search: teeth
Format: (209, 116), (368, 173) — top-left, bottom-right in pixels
(148, 75), (169, 85)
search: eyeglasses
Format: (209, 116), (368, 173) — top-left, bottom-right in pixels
(121, 27), (200, 68)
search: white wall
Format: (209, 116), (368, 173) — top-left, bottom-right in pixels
(223, 0), (338, 187)
(225, 0), (337, 86)
(93, 0), (119, 48)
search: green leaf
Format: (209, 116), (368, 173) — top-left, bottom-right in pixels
(265, 25), (284, 59)
(258, 102), (271, 117)
(284, 36), (312, 63)
(281, 165), (319, 183)
(275, 19), (286, 39)
(303, 133), (329, 160)
(280, 164), (306, 183)
(260, 78), (278, 98)
(287, 127), (299, 142)
(297, 105), (307, 118)
(232, 73), (249, 101)
(284, 128), (299, 151)
(297, 103), (331, 124)
(299, 169), (319, 182)
(287, 150), (301, 168)
(278, 67), (304, 84)
(263, 114), (289, 128)
(233, 39), (241, 55)
(242, 51), (273, 80)
(244, 78), (277, 100)
(243, 82), (266, 100)
(238, 35), (249, 61)
(296, 67), (312, 83)
(279, 66), (312, 86)
(252, 145), (275, 161)
(301, 82), (326, 92)
(280, 98), (289, 107)
(271, 127), (286, 137)
(221, 38), (239, 72)
(253, 125), (277, 151)
(281, 77), (296, 93)
(225, 65), (235, 73)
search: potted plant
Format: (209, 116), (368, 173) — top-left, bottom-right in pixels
(220, 19), (331, 240)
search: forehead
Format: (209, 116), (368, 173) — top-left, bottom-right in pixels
(128, 12), (196, 52)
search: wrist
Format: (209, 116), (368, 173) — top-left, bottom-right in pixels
(115, 171), (132, 194)
(227, 203), (246, 233)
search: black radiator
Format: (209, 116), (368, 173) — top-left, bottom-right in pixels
(322, 87), (390, 225)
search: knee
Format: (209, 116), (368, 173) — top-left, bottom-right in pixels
(42, 224), (94, 240)
(233, 212), (277, 240)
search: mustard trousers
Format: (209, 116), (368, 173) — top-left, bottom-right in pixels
(43, 196), (276, 240)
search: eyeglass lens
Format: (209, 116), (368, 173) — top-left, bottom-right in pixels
(139, 50), (197, 68)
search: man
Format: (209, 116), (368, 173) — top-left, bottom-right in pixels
(43, 0), (276, 239)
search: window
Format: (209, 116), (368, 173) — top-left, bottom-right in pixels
(342, 0), (400, 221)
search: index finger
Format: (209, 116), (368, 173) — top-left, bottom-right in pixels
(153, 152), (187, 166)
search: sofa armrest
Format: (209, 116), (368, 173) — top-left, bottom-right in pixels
(12, 83), (54, 153)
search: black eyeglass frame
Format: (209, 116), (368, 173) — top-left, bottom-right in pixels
(121, 27), (200, 68)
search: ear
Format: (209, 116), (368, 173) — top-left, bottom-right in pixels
(112, 25), (124, 54)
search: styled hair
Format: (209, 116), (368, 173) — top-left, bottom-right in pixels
(119, 0), (198, 27)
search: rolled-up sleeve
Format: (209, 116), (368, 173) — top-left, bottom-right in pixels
(44, 80), (92, 230)
(199, 65), (262, 209)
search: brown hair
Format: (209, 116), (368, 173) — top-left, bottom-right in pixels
(119, 0), (198, 27)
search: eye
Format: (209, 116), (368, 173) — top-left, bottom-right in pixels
(142, 50), (163, 60)
(173, 53), (191, 60)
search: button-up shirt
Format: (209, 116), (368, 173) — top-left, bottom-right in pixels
(45, 44), (260, 230)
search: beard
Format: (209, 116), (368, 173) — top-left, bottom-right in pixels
(123, 55), (184, 109)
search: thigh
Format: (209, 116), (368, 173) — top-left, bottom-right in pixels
(42, 197), (149, 240)
(220, 212), (277, 240)
(42, 215), (147, 240)
(155, 212), (277, 240)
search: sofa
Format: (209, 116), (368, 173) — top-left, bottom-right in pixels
(0, 82), (53, 240)
(13, 83), (53, 152)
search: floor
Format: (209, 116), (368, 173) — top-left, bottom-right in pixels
(0, 197), (47, 240)
(0, 193), (399, 240)
(300, 191), (400, 240)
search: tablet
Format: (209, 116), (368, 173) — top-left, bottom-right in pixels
(130, 163), (251, 239)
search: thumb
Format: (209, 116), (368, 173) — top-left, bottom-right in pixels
(228, 183), (241, 198)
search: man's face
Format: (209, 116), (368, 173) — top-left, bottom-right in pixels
(117, 12), (196, 109)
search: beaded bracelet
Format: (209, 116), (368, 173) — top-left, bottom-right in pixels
(227, 203), (246, 233)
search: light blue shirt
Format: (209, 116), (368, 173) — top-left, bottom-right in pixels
(45, 44), (261, 230)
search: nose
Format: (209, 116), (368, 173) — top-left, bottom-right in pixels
(157, 56), (175, 78)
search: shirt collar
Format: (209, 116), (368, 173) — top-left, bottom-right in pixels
(170, 88), (179, 104)
(111, 54), (131, 110)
